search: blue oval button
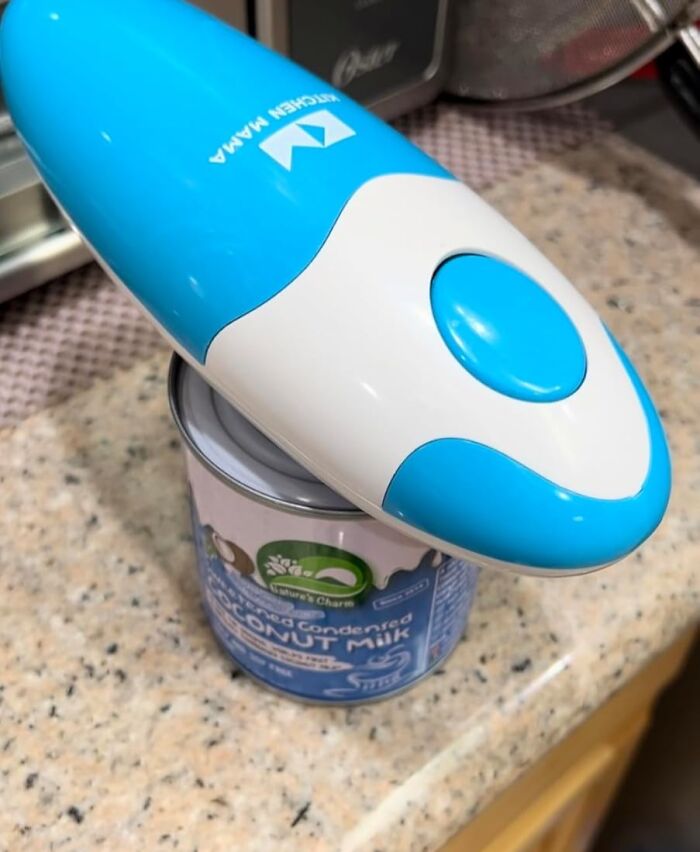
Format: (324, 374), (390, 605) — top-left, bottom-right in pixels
(431, 255), (586, 402)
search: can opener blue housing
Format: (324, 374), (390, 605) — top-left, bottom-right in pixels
(0, 0), (672, 574)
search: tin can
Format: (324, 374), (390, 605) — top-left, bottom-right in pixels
(169, 355), (479, 704)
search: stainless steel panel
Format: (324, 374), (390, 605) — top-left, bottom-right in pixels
(0, 136), (60, 255)
(0, 229), (91, 303)
(255, 0), (450, 119)
(0, 113), (83, 302)
(256, 0), (291, 50)
(191, 0), (248, 29)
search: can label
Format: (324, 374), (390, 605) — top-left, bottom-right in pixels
(186, 451), (479, 703)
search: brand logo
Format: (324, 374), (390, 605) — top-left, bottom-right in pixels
(332, 41), (400, 88)
(258, 109), (356, 170)
(257, 541), (373, 608)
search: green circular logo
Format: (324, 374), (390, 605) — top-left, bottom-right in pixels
(257, 541), (373, 608)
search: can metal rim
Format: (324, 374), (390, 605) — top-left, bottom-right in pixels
(167, 354), (366, 521)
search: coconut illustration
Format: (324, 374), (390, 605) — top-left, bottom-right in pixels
(210, 529), (255, 577)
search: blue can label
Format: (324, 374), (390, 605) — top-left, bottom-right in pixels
(192, 508), (478, 703)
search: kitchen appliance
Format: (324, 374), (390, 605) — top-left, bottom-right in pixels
(0, 0), (671, 575)
(254, 0), (450, 118)
(448, 0), (700, 130)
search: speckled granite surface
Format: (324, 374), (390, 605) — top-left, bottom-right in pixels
(0, 132), (698, 851)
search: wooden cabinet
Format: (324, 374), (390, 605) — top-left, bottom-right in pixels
(443, 628), (696, 852)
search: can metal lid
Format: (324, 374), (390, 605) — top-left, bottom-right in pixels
(169, 355), (359, 516)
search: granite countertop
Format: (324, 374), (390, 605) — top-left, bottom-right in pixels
(0, 131), (698, 851)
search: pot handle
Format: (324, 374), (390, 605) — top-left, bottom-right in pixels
(656, 24), (700, 137)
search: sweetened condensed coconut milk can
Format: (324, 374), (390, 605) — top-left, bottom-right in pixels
(170, 356), (480, 704)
